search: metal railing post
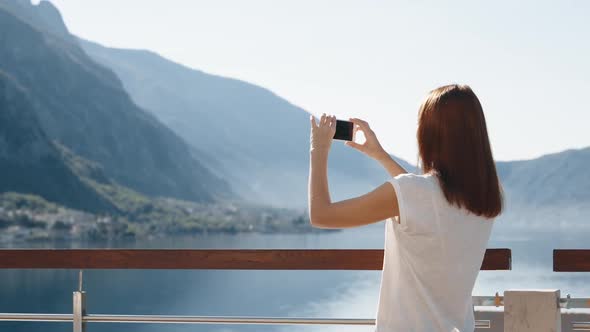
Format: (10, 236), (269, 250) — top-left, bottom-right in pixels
(73, 270), (86, 332)
(73, 291), (86, 332)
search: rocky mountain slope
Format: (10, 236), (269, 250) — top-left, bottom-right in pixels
(0, 2), (231, 208)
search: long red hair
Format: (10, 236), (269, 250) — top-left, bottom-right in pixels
(417, 84), (503, 218)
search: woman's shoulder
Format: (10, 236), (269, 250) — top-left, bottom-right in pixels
(390, 172), (439, 196)
(393, 172), (437, 186)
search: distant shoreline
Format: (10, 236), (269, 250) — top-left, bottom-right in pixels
(0, 192), (334, 245)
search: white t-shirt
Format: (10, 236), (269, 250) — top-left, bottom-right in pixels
(375, 172), (494, 332)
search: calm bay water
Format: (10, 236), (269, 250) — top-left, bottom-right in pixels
(1, 222), (588, 332)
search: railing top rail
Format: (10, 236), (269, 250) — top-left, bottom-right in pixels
(0, 248), (511, 270)
(553, 249), (590, 272)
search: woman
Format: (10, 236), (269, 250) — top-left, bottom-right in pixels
(308, 84), (503, 332)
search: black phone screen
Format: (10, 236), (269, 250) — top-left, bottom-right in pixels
(333, 120), (354, 141)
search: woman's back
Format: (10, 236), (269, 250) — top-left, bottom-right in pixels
(375, 172), (494, 332)
(307, 84), (502, 331)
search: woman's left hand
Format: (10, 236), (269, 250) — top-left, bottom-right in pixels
(310, 113), (336, 152)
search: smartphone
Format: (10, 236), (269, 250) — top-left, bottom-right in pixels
(333, 120), (354, 141)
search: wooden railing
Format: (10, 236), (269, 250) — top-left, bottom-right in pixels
(553, 249), (590, 272)
(0, 248), (512, 270)
(2, 248), (590, 331)
(0, 248), (512, 332)
(3, 248), (590, 332)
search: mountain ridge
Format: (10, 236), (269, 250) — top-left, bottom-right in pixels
(79, 38), (416, 207)
(3, 0), (588, 217)
(79, 38), (590, 210)
(0, 0), (69, 38)
(0, 4), (232, 206)
(497, 146), (590, 206)
(0, 69), (117, 212)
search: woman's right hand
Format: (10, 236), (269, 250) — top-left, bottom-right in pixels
(345, 118), (389, 162)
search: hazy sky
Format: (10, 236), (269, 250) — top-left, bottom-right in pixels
(45, 0), (589, 162)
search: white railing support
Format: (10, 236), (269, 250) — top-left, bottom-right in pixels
(73, 291), (86, 332)
(504, 289), (561, 332)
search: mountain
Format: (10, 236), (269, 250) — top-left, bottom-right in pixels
(0, 0), (68, 38)
(497, 147), (590, 207)
(79, 39), (416, 207)
(68, 32), (590, 214)
(0, 2), (231, 207)
(10, 0), (584, 215)
(0, 71), (117, 212)
(485, 147), (590, 233)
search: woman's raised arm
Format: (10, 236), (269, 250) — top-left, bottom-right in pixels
(308, 114), (399, 229)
